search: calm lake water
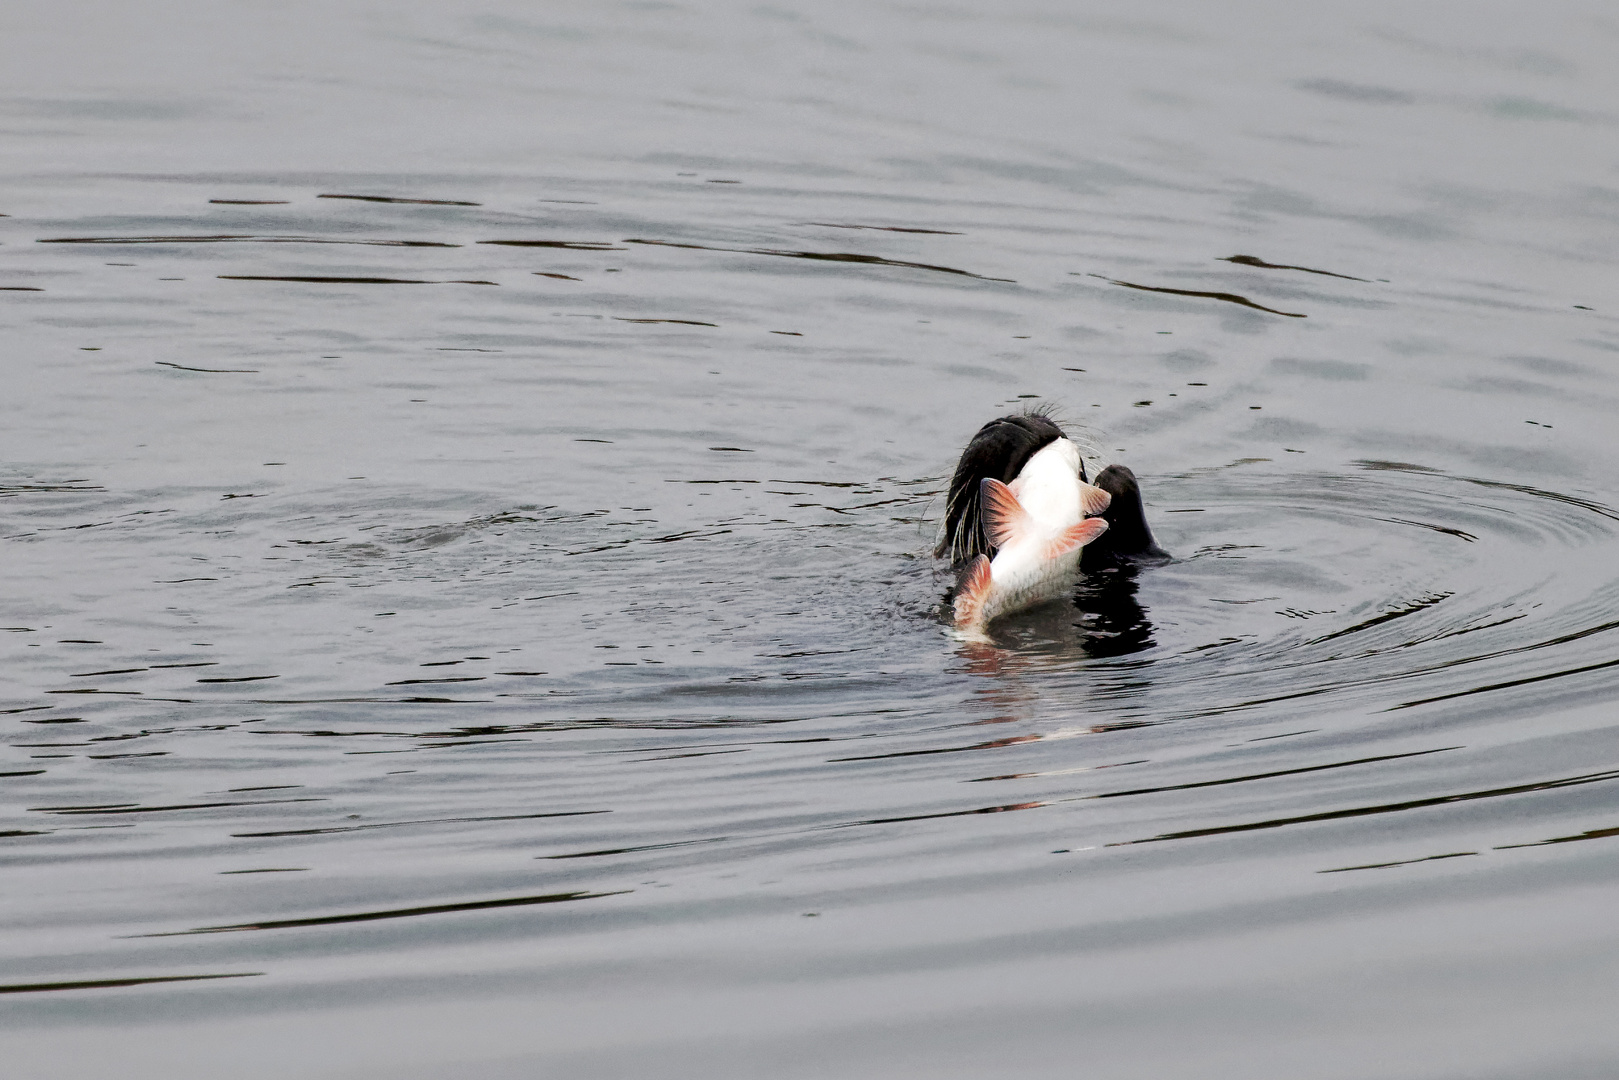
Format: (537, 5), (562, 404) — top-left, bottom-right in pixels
(3, 2), (1618, 1077)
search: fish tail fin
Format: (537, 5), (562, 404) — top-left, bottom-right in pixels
(953, 554), (994, 629)
(980, 478), (1034, 549)
(1079, 482), (1112, 517)
(1044, 517), (1109, 561)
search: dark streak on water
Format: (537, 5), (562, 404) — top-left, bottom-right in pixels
(0, 973), (263, 995)
(1117, 768), (1619, 846)
(1086, 274), (1309, 317)
(217, 275), (499, 286)
(141, 889), (625, 936)
(230, 809), (607, 838)
(155, 361), (259, 373)
(802, 222), (966, 235)
(1219, 254), (1372, 282)
(40, 236), (461, 248)
(612, 317), (718, 327)
(318, 194), (481, 206)
(624, 238), (1014, 281)
(477, 240), (625, 250)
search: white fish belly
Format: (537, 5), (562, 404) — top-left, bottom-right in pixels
(980, 546), (1082, 624)
(1010, 438), (1085, 527)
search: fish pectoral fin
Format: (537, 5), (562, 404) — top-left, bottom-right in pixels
(1044, 517), (1109, 561)
(980, 478), (1034, 549)
(1079, 482), (1112, 517)
(953, 554), (994, 628)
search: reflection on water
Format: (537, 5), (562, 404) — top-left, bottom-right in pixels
(1074, 564), (1157, 658)
(1087, 273), (1311, 318)
(4, 0), (1619, 1077)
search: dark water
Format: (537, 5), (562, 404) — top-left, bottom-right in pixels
(4, 2), (1619, 1077)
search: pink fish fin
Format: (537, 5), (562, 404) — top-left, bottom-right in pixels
(1079, 482), (1112, 517)
(980, 478), (1033, 549)
(1043, 517), (1108, 561)
(953, 554), (993, 629)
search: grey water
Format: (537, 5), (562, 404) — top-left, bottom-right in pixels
(3, 2), (1619, 1077)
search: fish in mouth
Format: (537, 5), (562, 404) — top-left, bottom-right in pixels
(939, 412), (1166, 637)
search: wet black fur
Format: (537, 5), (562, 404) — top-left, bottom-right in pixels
(937, 414), (1166, 568)
(935, 413), (1067, 564)
(1085, 463), (1169, 569)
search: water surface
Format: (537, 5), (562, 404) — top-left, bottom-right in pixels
(3, 3), (1619, 1077)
